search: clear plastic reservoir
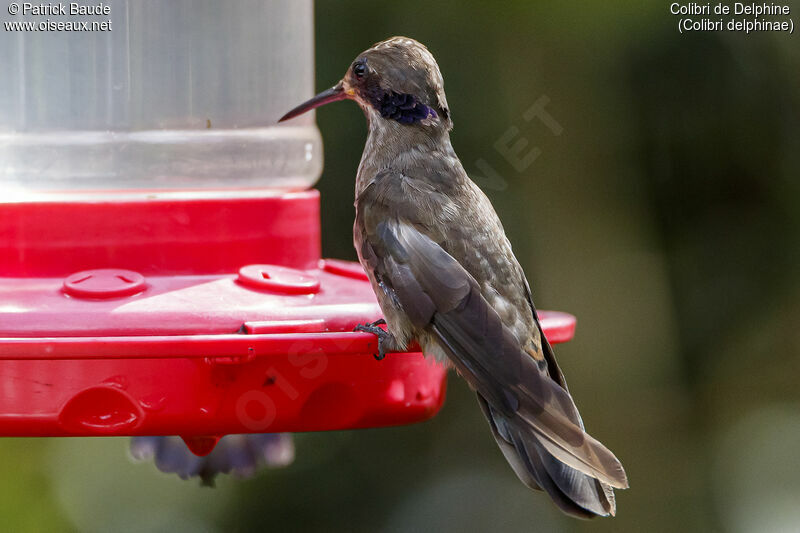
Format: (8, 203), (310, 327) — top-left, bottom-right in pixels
(0, 0), (321, 195)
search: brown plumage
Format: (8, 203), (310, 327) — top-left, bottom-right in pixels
(280, 36), (628, 518)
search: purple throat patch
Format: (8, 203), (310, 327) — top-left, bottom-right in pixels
(372, 90), (437, 124)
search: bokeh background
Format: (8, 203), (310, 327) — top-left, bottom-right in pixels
(2, 1), (799, 532)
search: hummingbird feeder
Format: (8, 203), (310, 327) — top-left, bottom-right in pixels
(0, 1), (575, 456)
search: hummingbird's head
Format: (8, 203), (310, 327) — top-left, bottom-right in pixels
(280, 37), (452, 131)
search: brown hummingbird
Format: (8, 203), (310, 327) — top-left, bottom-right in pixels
(280, 36), (628, 518)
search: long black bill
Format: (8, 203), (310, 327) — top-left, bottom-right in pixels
(279, 82), (348, 122)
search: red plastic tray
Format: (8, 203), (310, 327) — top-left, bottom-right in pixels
(0, 264), (574, 437)
(0, 192), (575, 439)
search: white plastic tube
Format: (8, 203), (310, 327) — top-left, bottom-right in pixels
(0, 0), (322, 193)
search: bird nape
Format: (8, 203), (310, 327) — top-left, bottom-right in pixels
(281, 36), (628, 518)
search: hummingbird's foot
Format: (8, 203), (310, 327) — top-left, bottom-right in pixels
(354, 320), (399, 360)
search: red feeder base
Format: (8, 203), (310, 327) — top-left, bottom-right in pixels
(0, 191), (576, 444)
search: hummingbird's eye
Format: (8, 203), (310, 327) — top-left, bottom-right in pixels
(353, 62), (367, 79)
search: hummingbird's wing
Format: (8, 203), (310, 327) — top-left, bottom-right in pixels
(374, 218), (626, 485)
(356, 171), (627, 516)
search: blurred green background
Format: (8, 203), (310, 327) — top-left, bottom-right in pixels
(2, 1), (799, 532)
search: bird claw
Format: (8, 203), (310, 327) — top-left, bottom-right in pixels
(354, 319), (392, 360)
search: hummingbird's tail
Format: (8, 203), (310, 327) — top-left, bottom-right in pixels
(360, 218), (627, 515)
(477, 394), (617, 518)
(129, 433), (294, 485)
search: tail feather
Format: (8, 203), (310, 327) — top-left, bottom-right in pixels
(477, 391), (543, 493)
(478, 393), (617, 518)
(532, 438), (615, 516)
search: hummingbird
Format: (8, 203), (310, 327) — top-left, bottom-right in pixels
(280, 36), (628, 518)
(129, 433), (295, 485)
